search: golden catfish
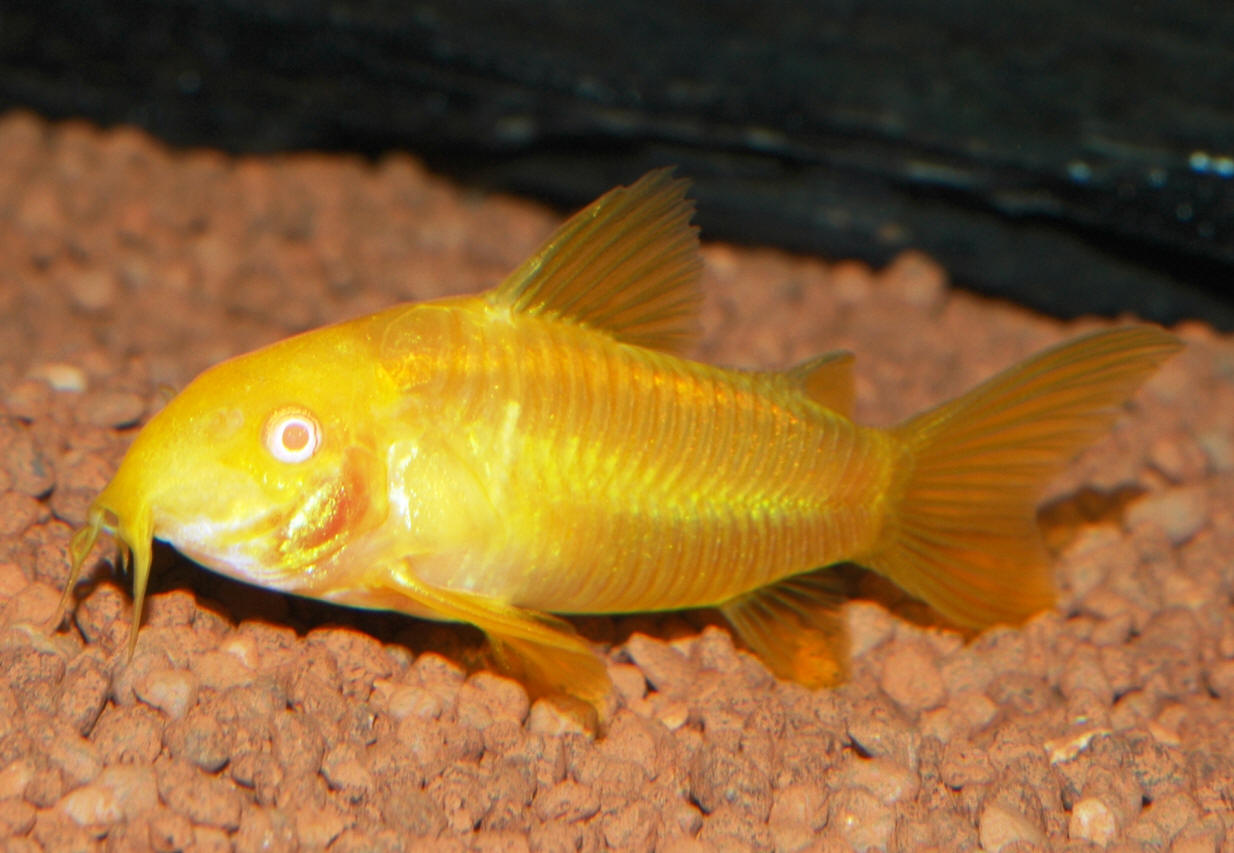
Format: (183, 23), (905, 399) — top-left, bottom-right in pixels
(55, 170), (1181, 709)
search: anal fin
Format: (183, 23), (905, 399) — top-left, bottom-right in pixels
(384, 564), (612, 717)
(719, 571), (850, 689)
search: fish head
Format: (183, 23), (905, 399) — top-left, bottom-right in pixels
(65, 324), (392, 649)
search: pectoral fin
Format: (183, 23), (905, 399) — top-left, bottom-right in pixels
(384, 564), (612, 714)
(719, 571), (850, 689)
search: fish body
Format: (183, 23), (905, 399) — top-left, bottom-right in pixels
(328, 297), (892, 615)
(57, 170), (1182, 709)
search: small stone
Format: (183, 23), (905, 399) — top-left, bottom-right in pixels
(846, 698), (920, 769)
(95, 765), (159, 820)
(1062, 526), (1137, 600)
(68, 268), (118, 311)
(769, 820), (815, 853)
(294, 802), (349, 848)
(625, 633), (696, 696)
(654, 699), (689, 731)
(879, 251), (947, 311)
(533, 780), (600, 823)
(600, 712), (663, 778)
(950, 690), (999, 731)
(58, 783), (123, 827)
(235, 807), (297, 852)
(47, 731), (102, 788)
(378, 781), (447, 836)
(1148, 434), (1208, 483)
(603, 801), (657, 849)
(689, 744), (771, 819)
(698, 803), (773, 849)
(768, 783), (827, 831)
(0, 562), (28, 601)
(1059, 643), (1115, 706)
(1128, 790), (1199, 847)
(1125, 485), (1208, 546)
(879, 639), (946, 714)
(146, 807), (194, 852)
(4, 431), (56, 496)
(1069, 797), (1118, 846)
(0, 491), (45, 537)
(979, 802), (1046, 851)
(191, 826), (232, 853)
(940, 738), (995, 788)
(58, 654), (110, 735)
(828, 787), (894, 851)
(3, 379), (52, 421)
(608, 663), (648, 705)
(456, 671), (530, 728)
(320, 744), (375, 802)
(91, 704), (163, 765)
(845, 601), (897, 660)
(192, 649), (255, 690)
(0, 798), (36, 837)
(840, 756), (918, 805)
(164, 710), (230, 773)
(0, 758), (36, 799)
(1174, 837), (1219, 853)
(25, 766), (64, 808)
(1197, 429), (1234, 473)
(156, 760), (243, 830)
(526, 698), (589, 736)
(29, 363), (87, 393)
(134, 668), (199, 719)
(79, 390), (145, 429)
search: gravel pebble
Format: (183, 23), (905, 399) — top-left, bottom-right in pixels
(156, 759), (243, 830)
(1070, 796), (1119, 846)
(688, 744), (771, 819)
(533, 779), (599, 823)
(134, 667), (199, 719)
(980, 801), (1047, 851)
(625, 633), (696, 697)
(77, 390), (144, 428)
(828, 786), (894, 850)
(878, 638), (946, 715)
(163, 709), (230, 772)
(1125, 484), (1209, 545)
(0, 798), (37, 837)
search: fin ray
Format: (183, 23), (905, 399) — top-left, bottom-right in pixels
(720, 571), (850, 688)
(488, 169), (703, 353)
(386, 563), (611, 712)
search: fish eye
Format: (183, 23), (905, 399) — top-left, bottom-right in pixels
(263, 407), (322, 464)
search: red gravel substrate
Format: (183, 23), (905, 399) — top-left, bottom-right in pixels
(1, 110), (1231, 851)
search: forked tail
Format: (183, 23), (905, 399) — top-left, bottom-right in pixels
(866, 326), (1182, 629)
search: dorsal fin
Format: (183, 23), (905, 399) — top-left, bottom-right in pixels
(781, 350), (856, 417)
(487, 169), (703, 353)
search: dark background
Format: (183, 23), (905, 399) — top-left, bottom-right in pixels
(2, 0), (1232, 327)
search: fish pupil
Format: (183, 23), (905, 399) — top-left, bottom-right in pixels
(281, 422), (311, 452)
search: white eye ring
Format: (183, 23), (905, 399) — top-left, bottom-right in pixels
(263, 408), (322, 464)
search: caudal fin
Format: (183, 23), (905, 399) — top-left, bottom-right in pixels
(867, 326), (1182, 630)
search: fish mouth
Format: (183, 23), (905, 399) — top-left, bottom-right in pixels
(158, 509), (298, 591)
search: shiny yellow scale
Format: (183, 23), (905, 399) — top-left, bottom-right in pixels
(54, 170), (1182, 712)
